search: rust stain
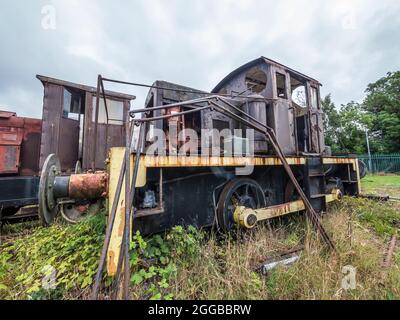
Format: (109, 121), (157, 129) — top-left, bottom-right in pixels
(108, 251), (116, 275)
(69, 172), (108, 199)
(0, 112), (41, 175)
(142, 155), (306, 168)
(118, 205), (125, 237)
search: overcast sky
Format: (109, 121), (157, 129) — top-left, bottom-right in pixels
(0, 0), (399, 118)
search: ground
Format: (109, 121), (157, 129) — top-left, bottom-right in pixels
(361, 174), (400, 198)
(0, 175), (399, 300)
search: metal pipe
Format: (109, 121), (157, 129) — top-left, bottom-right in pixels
(129, 95), (274, 118)
(102, 76), (280, 100)
(100, 78), (110, 156)
(131, 105), (211, 123)
(92, 75), (101, 171)
(123, 119), (132, 300)
(365, 129), (372, 172)
(129, 97), (214, 115)
(129, 124), (146, 206)
(102, 77), (209, 95)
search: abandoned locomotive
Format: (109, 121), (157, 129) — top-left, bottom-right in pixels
(35, 57), (364, 276)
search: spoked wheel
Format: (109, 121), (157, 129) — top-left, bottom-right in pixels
(216, 178), (266, 232)
(61, 199), (102, 224)
(284, 176), (303, 202)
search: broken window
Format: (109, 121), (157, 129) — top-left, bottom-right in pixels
(92, 98), (124, 125)
(245, 68), (267, 94)
(290, 76), (307, 108)
(63, 88), (82, 120)
(275, 72), (287, 99)
(310, 86), (319, 110)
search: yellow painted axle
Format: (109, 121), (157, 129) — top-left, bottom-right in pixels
(233, 188), (343, 228)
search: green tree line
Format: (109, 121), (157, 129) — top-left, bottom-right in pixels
(321, 71), (400, 154)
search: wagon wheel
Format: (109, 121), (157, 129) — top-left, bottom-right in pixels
(61, 199), (102, 224)
(216, 178), (266, 232)
(39, 154), (61, 226)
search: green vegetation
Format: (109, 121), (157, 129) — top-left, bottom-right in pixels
(322, 71), (400, 154)
(0, 212), (106, 299)
(361, 174), (400, 197)
(1, 178), (399, 300)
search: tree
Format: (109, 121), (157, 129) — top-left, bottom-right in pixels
(362, 71), (400, 153)
(321, 71), (400, 154)
(321, 94), (341, 153)
(336, 101), (369, 154)
(321, 95), (368, 154)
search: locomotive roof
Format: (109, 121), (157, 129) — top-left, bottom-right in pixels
(212, 56), (321, 93)
(36, 75), (136, 100)
(0, 110), (17, 118)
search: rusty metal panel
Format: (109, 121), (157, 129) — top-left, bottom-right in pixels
(39, 83), (63, 170)
(38, 82), (82, 173)
(0, 146), (20, 174)
(82, 92), (93, 171)
(0, 112), (42, 176)
(0, 125), (23, 174)
(0, 111), (16, 118)
(267, 99), (296, 155)
(19, 118), (42, 176)
(58, 117), (80, 172)
(82, 92), (129, 170)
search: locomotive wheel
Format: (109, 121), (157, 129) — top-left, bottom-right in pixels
(326, 177), (344, 196)
(284, 176), (303, 202)
(39, 154), (61, 226)
(216, 178), (266, 232)
(61, 199), (102, 224)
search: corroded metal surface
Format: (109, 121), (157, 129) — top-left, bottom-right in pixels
(37, 75), (133, 172)
(0, 111), (41, 175)
(140, 154), (305, 167)
(68, 173), (108, 199)
(234, 188), (342, 227)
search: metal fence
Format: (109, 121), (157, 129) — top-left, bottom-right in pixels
(358, 153), (400, 173)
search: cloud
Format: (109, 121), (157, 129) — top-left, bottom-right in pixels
(0, 0), (399, 118)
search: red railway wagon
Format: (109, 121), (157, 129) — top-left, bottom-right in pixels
(0, 111), (42, 218)
(0, 75), (134, 224)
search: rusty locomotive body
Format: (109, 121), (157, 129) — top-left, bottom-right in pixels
(1, 57), (363, 280)
(129, 57), (360, 234)
(33, 57), (363, 279)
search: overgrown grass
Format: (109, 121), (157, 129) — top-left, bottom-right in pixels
(0, 212), (106, 299)
(168, 198), (400, 300)
(361, 174), (400, 197)
(1, 182), (399, 300)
